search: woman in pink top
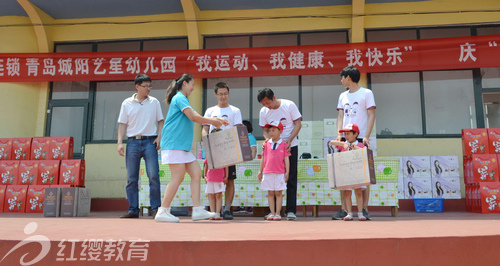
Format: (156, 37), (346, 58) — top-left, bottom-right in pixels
(329, 123), (367, 221)
(257, 121), (291, 221)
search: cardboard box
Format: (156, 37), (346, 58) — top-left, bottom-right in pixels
(401, 156), (431, 178)
(43, 187), (61, 217)
(31, 137), (52, 160)
(26, 185), (45, 213)
(17, 161), (39, 185)
(488, 128), (500, 154)
(462, 129), (489, 156)
(3, 185), (28, 212)
(430, 156), (460, 178)
(431, 177), (461, 199)
(0, 161), (19, 185)
(471, 154), (498, 183)
(323, 119), (337, 138)
(0, 185), (6, 212)
(479, 182), (500, 213)
(12, 138), (31, 160)
(0, 138), (12, 160)
(77, 187), (91, 217)
(203, 126), (253, 169)
(37, 160), (60, 185)
(404, 177), (432, 199)
(298, 121), (324, 140)
(59, 159), (85, 187)
(327, 148), (376, 189)
(60, 187), (79, 217)
(49, 137), (74, 160)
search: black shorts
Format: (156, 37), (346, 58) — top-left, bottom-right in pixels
(228, 165), (237, 180)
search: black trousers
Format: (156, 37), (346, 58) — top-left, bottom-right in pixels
(286, 146), (298, 214)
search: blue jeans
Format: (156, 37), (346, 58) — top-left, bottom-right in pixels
(125, 138), (161, 214)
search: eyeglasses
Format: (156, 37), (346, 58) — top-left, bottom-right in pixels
(140, 85), (153, 89)
(216, 93), (229, 97)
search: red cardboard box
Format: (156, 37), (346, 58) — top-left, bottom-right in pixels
(31, 137), (52, 160)
(49, 137), (74, 160)
(18, 161), (39, 185)
(479, 182), (500, 213)
(0, 138), (12, 160)
(462, 129), (489, 156)
(0, 161), (19, 185)
(3, 185), (28, 212)
(488, 128), (500, 154)
(471, 154), (499, 183)
(0, 185), (6, 212)
(12, 138), (31, 160)
(59, 160), (85, 187)
(37, 160), (60, 185)
(26, 185), (45, 213)
(50, 185), (75, 188)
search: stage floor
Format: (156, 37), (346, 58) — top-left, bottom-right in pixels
(1, 211), (500, 265)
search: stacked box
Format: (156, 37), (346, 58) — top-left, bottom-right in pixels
(37, 160), (60, 185)
(26, 185), (45, 213)
(463, 154), (499, 183)
(323, 119), (337, 138)
(404, 177), (432, 199)
(43, 187), (61, 217)
(431, 156), (461, 199)
(402, 156), (431, 178)
(31, 137), (51, 160)
(462, 129), (489, 156)
(298, 121), (324, 158)
(3, 185), (28, 212)
(466, 182), (500, 213)
(60, 187), (79, 217)
(49, 137), (74, 160)
(17, 161), (39, 185)
(12, 138), (31, 160)
(77, 188), (91, 217)
(0, 185), (5, 212)
(0, 138), (12, 160)
(1, 161), (19, 185)
(59, 159), (85, 186)
(487, 128), (500, 154)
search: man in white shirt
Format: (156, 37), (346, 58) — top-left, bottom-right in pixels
(117, 74), (164, 219)
(202, 82), (243, 220)
(258, 88), (302, 220)
(333, 66), (376, 221)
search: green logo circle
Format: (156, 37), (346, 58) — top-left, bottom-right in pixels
(256, 203), (260, 206)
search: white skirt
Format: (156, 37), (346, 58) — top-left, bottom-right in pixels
(161, 150), (196, 165)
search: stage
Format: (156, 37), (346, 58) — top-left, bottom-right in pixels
(1, 210), (500, 265)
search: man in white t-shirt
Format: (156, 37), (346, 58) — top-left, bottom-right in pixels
(258, 88), (302, 220)
(202, 82), (243, 220)
(117, 74), (164, 219)
(333, 66), (376, 221)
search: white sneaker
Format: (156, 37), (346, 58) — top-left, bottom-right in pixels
(358, 212), (367, 221)
(154, 207), (179, 223)
(192, 206), (216, 221)
(286, 212), (297, 221)
(266, 214), (275, 220)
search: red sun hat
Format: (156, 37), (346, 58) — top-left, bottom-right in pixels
(264, 121), (284, 131)
(339, 123), (360, 134)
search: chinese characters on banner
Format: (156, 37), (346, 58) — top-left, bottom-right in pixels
(0, 35), (499, 82)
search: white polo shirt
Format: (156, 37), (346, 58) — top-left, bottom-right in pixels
(118, 94), (164, 137)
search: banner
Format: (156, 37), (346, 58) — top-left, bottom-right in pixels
(0, 34), (499, 82)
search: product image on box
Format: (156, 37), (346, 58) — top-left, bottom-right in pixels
(0, 138), (12, 160)
(37, 160), (60, 185)
(12, 138), (31, 160)
(31, 137), (52, 160)
(43, 187), (61, 217)
(77, 187), (91, 217)
(0, 161), (19, 185)
(59, 159), (85, 186)
(471, 154), (498, 183)
(402, 156), (431, 178)
(432, 177), (461, 199)
(480, 182), (500, 213)
(203, 125), (253, 169)
(430, 156), (460, 178)
(4, 185), (28, 212)
(26, 185), (45, 213)
(49, 137), (74, 160)
(0, 185), (6, 212)
(17, 161), (39, 185)
(487, 128), (500, 154)
(327, 148), (376, 189)
(462, 128), (489, 156)
(404, 177), (432, 199)
(61, 187), (79, 217)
